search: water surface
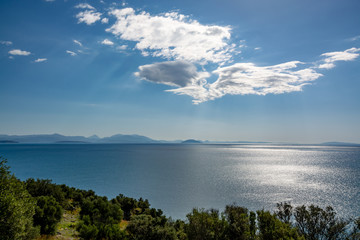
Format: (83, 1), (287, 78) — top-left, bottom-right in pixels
(0, 144), (359, 219)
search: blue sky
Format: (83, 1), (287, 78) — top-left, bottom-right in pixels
(1, 0), (360, 143)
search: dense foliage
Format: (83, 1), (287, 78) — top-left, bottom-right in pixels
(0, 158), (39, 240)
(1, 157), (360, 240)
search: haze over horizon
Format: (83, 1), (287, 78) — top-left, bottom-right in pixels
(1, 0), (360, 143)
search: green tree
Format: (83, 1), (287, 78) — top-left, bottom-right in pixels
(33, 195), (63, 235)
(78, 196), (125, 240)
(276, 202), (293, 224)
(224, 204), (251, 240)
(349, 217), (360, 240)
(294, 205), (349, 240)
(257, 210), (304, 240)
(0, 158), (40, 240)
(127, 214), (178, 240)
(185, 208), (227, 240)
(25, 178), (66, 207)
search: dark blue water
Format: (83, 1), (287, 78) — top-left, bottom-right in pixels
(0, 144), (359, 219)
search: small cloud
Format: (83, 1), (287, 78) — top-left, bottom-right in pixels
(9, 56), (14, 59)
(254, 47), (261, 50)
(101, 39), (114, 45)
(317, 47), (360, 69)
(116, 45), (127, 50)
(8, 49), (31, 56)
(76, 10), (102, 25)
(317, 63), (335, 70)
(75, 3), (95, 10)
(66, 50), (77, 56)
(44, 0), (55, 2)
(73, 39), (83, 47)
(238, 40), (247, 48)
(34, 58), (47, 63)
(348, 35), (360, 41)
(101, 17), (109, 24)
(0, 40), (12, 45)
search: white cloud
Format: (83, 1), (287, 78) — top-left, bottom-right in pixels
(137, 60), (322, 104)
(75, 3), (95, 10)
(106, 8), (233, 63)
(317, 47), (360, 69)
(254, 47), (261, 50)
(66, 50), (77, 56)
(0, 40), (12, 45)
(34, 58), (47, 63)
(116, 45), (127, 50)
(101, 39), (114, 45)
(73, 39), (83, 47)
(76, 10), (102, 25)
(8, 49), (31, 56)
(44, 0), (55, 2)
(349, 35), (360, 41)
(101, 17), (109, 24)
(204, 62), (322, 103)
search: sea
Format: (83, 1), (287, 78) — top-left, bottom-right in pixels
(0, 143), (359, 220)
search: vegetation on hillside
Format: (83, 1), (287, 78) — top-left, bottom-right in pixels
(1, 157), (359, 240)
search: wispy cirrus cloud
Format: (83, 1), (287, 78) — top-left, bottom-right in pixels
(106, 8), (234, 63)
(348, 35), (360, 42)
(8, 49), (31, 56)
(34, 58), (47, 63)
(0, 40), (12, 45)
(75, 3), (95, 10)
(73, 39), (83, 47)
(116, 45), (127, 51)
(317, 47), (360, 69)
(66, 50), (77, 56)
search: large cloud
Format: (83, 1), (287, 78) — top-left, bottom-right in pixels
(137, 60), (323, 104)
(317, 47), (360, 69)
(135, 61), (209, 87)
(106, 8), (233, 63)
(207, 62), (322, 101)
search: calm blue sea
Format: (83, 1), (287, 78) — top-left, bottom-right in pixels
(0, 144), (359, 220)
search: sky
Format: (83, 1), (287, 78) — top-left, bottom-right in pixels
(1, 0), (360, 143)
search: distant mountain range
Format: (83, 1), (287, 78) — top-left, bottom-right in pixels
(0, 134), (359, 146)
(181, 139), (202, 144)
(0, 133), (160, 144)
